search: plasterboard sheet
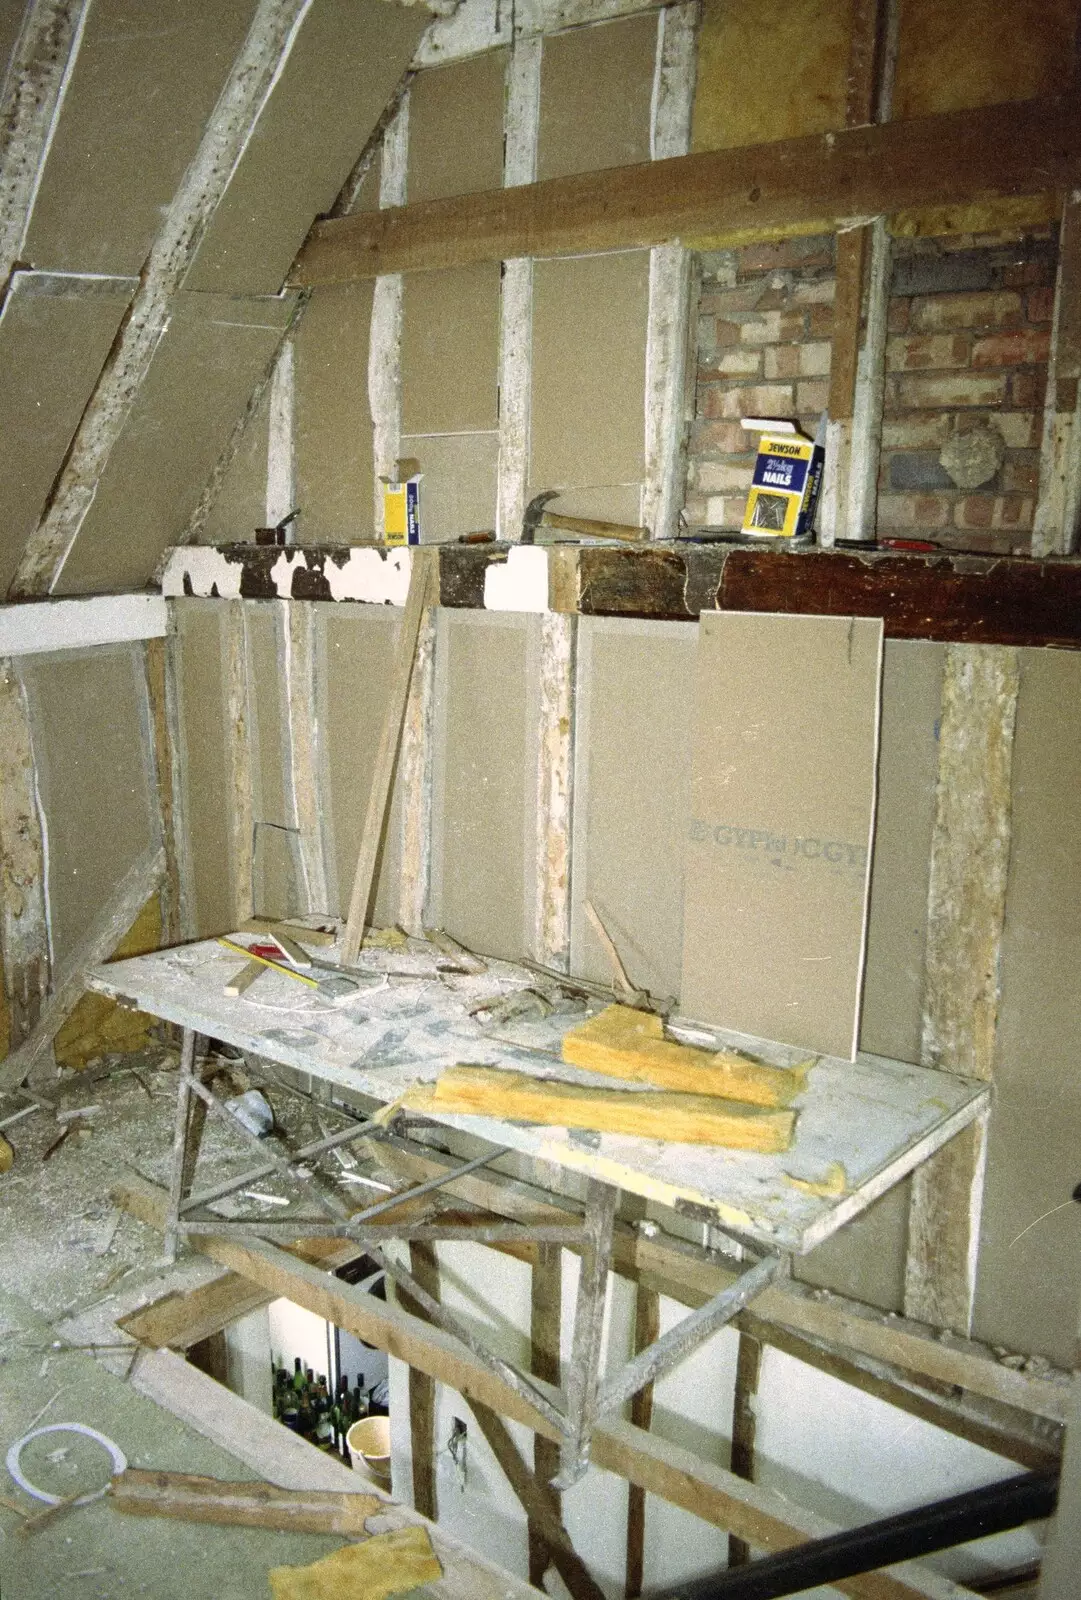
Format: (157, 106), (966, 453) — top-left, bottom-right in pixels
(407, 50), (508, 203)
(0, 273), (133, 593)
(56, 291), (295, 595)
(295, 280), (375, 544)
(399, 432), (499, 542)
(245, 604), (288, 829)
(316, 607), (404, 927)
(185, 0), (427, 295)
(859, 641), (945, 1063)
(681, 611), (883, 1060)
(201, 384), (271, 545)
(798, 641), (944, 1312)
(174, 601), (235, 938)
(692, 0), (848, 152)
(537, 12), (656, 179)
(973, 649), (1081, 1368)
(430, 611), (538, 962)
(529, 252), (649, 520)
(401, 263), (501, 436)
(24, 0), (257, 275)
(21, 645), (156, 969)
(570, 618), (696, 1001)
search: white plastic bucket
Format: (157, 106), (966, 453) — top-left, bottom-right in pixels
(346, 1415), (392, 1486)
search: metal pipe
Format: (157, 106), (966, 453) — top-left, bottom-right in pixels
(655, 1471), (1058, 1600)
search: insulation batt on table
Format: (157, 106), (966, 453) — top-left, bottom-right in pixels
(88, 937), (989, 1255)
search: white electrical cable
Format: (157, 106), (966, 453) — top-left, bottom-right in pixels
(6, 1422), (127, 1506)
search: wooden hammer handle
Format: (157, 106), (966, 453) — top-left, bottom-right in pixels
(541, 511), (649, 542)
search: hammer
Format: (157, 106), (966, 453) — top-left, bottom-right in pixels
(521, 490), (649, 544)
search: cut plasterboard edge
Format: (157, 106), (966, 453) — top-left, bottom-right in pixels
(0, 595), (166, 656)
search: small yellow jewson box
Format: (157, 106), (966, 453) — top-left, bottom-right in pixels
(741, 418), (824, 540)
(383, 471), (421, 547)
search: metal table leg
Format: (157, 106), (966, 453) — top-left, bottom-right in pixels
(163, 1028), (199, 1262)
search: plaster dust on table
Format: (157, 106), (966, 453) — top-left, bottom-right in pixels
(88, 936), (990, 1256)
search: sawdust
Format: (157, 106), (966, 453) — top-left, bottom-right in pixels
(269, 1525), (442, 1599)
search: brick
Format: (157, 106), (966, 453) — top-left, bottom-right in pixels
(887, 300), (910, 334)
(790, 277), (836, 305)
(691, 420), (752, 454)
(971, 329), (1051, 368)
(713, 320), (743, 346)
(954, 492), (1034, 531)
(798, 341), (832, 377)
(715, 384), (794, 419)
(755, 287), (789, 311)
(696, 460), (755, 493)
(779, 310), (808, 340)
(938, 528), (1021, 556)
(1011, 371), (1046, 408)
(703, 348), (763, 377)
(682, 494), (709, 525)
(887, 451), (955, 492)
(910, 290), (1023, 332)
(796, 380), (829, 414)
(892, 248), (996, 298)
(700, 285), (771, 315)
(1003, 258), (1056, 289)
(763, 345), (800, 380)
(953, 493), (994, 529)
(807, 304), (835, 337)
(1026, 286), (1055, 324)
(881, 412), (953, 450)
(705, 494), (747, 527)
(877, 492), (953, 530)
(1002, 454), (1040, 494)
(885, 333), (972, 372)
(894, 372), (1008, 408)
(738, 237), (834, 274)
(734, 311), (783, 344)
(992, 411), (1040, 449)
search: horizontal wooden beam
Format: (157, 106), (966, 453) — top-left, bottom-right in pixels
(289, 97), (1078, 286)
(162, 541), (1081, 651)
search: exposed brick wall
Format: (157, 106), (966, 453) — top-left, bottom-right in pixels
(685, 227), (1058, 552)
(686, 235), (836, 532)
(880, 230), (1057, 554)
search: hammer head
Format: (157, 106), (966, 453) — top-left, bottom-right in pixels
(521, 489), (560, 544)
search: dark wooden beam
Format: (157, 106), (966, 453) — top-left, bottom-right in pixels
(289, 97), (1078, 287)
(162, 542), (1081, 650)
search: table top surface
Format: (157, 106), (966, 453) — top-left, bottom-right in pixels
(89, 935), (990, 1255)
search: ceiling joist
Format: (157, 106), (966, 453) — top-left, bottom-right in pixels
(290, 94), (1080, 287)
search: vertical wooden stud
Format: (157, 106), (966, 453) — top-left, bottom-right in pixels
(643, 3), (698, 542)
(280, 601), (330, 917)
(497, 37), (541, 542)
(1033, 192), (1081, 557)
(0, 661), (50, 1055)
(369, 97), (408, 540)
(624, 1284), (660, 1598)
(529, 1241), (563, 1589)
(225, 601), (255, 926)
(727, 1330), (764, 1567)
(406, 1240), (439, 1522)
(905, 645), (1019, 1334)
(534, 612), (575, 969)
(398, 605), (436, 936)
(143, 636), (183, 947)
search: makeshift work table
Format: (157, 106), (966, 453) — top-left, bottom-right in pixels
(89, 935), (990, 1485)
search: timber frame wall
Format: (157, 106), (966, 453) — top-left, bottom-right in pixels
(2, 1), (1081, 1592)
